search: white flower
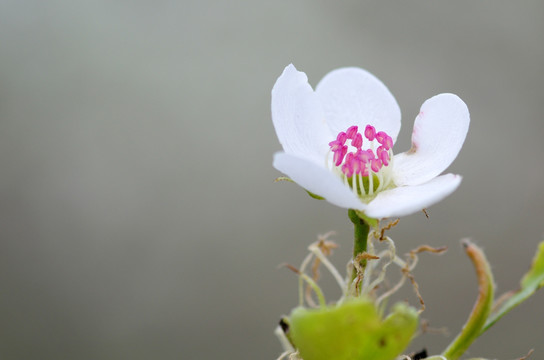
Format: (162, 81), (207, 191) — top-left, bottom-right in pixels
(271, 64), (470, 219)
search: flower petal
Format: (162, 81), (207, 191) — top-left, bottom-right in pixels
(393, 94), (470, 186)
(315, 67), (401, 144)
(274, 152), (366, 210)
(365, 174), (462, 219)
(272, 64), (331, 164)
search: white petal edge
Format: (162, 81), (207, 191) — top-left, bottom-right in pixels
(271, 64), (332, 164)
(393, 93), (469, 186)
(364, 173), (462, 219)
(274, 152), (366, 210)
(315, 67), (401, 144)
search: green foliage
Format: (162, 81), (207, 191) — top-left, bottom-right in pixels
(288, 298), (418, 360)
(442, 241), (495, 360)
(274, 176), (325, 200)
(482, 240), (544, 332)
(306, 191), (325, 200)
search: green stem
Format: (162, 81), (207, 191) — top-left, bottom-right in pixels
(348, 209), (370, 284)
(442, 240), (494, 360)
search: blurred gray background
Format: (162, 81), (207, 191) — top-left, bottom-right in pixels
(0, 1), (543, 359)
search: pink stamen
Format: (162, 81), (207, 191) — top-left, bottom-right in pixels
(383, 135), (393, 150)
(352, 133), (363, 148)
(336, 132), (347, 143)
(375, 132), (393, 150)
(342, 152), (355, 178)
(332, 145), (347, 166)
(356, 149), (371, 163)
(377, 146), (390, 166)
(346, 126), (358, 140)
(328, 141), (341, 151)
(329, 125), (393, 181)
(352, 150), (366, 174)
(371, 158), (383, 173)
(352, 159), (362, 175)
(364, 125), (376, 141)
(376, 131), (387, 145)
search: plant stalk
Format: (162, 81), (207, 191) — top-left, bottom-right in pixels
(348, 209), (370, 285)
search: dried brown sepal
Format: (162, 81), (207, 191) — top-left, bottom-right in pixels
(420, 319), (449, 336)
(317, 231), (338, 255)
(280, 263), (301, 274)
(283, 262), (320, 307)
(409, 245), (448, 258)
(305, 233), (339, 307)
(310, 259), (321, 284)
(379, 218), (400, 241)
(353, 272), (364, 295)
(402, 245), (446, 313)
(516, 349), (534, 360)
(375, 244), (447, 312)
(310, 236), (338, 281)
(355, 252), (381, 262)
(279, 263), (316, 306)
(352, 252), (380, 295)
(422, 208), (430, 218)
(402, 267), (426, 313)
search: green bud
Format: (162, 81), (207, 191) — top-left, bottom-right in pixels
(288, 298), (418, 360)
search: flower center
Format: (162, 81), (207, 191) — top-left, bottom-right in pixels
(327, 125), (394, 200)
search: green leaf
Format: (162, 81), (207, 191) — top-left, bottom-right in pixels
(274, 176), (325, 200)
(482, 240), (544, 333)
(288, 298), (418, 360)
(442, 240), (494, 360)
(274, 176), (294, 183)
(306, 191), (325, 200)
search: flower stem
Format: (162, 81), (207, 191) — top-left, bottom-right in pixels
(348, 209), (370, 285)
